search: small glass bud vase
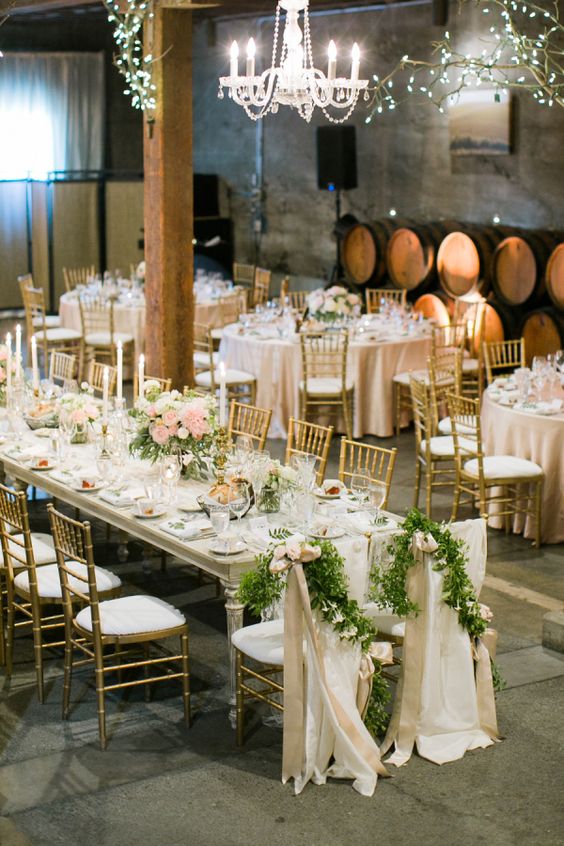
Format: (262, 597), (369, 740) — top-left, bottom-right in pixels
(257, 484), (280, 513)
(71, 423), (89, 444)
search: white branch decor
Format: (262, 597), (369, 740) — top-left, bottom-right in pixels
(365, 0), (563, 122)
(104, 0), (157, 114)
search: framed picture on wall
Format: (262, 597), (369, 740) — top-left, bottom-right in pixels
(448, 89), (512, 155)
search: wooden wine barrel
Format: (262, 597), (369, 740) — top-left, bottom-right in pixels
(520, 308), (564, 366)
(342, 219), (410, 286)
(492, 232), (561, 306)
(386, 222), (459, 294)
(545, 243), (564, 311)
(437, 226), (507, 299)
(413, 291), (455, 325)
(473, 297), (525, 350)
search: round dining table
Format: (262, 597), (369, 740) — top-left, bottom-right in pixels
(220, 323), (433, 439)
(481, 390), (564, 544)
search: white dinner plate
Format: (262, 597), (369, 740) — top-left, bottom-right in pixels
(310, 526), (345, 540)
(133, 505), (167, 519)
(209, 540), (247, 556)
(30, 461), (56, 471)
(72, 482), (104, 493)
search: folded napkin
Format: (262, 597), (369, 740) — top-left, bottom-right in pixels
(159, 517), (211, 540)
(515, 399), (563, 415)
(5, 443), (48, 460)
(176, 492), (203, 512)
(498, 390), (519, 406)
(345, 511), (398, 534)
(99, 487), (138, 507)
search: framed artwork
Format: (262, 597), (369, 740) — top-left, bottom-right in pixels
(448, 89), (512, 155)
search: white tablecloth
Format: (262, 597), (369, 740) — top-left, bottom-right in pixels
(220, 325), (432, 438)
(481, 391), (564, 544)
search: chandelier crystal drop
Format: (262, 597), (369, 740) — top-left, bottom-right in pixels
(218, 0), (369, 123)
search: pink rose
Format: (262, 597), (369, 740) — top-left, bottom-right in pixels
(286, 543), (302, 561)
(163, 409), (178, 427)
(0, 349), (6, 361)
(273, 545), (286, 560)
(167, 423), (178, 436)
(151, 423), (170, 445)
(269, 556), (292, 575)
(84, 404), (99, 420)
(300, 544), (321, 563)
(146, 404), (157, 418)
(72, 409), (88, 425)
(182, 406), (210, 440)
(479, 603), (493, 622)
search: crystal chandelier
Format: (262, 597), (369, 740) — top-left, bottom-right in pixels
(218, 0), (369, 123)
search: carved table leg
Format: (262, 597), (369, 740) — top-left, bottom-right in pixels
(117, 530), (129, 562)
(223, 582), (244, 728)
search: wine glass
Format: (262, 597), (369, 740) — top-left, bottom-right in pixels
(290, 453), (319, 491)
(351, 473), (370, 509)
(250, 449), (270, 502)
(296, 490), (316, 536)
(62, 379), (79, 395)
(159, 446), (182, 504)
(532, 356), (548, 402)
(58, 408), (77, 458)
(229, 479), (251, 538)
(234, 434), (254, 474)
(209, 502), (230, 551)
(368, 480), (387, 525)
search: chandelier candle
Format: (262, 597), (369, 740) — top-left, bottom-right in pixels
(327, 40), (336, 82)
(15, 324), (21, 382)
(116, 340), (123, 403)
(5, 333), (11, 396)
(218, 361), (227, 427)
(30, 335), (39, 394)
(246, 38), (256, 78)
(102, 366), (109, 426)
(230, 41), (239, 79)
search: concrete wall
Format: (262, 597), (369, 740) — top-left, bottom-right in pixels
(193, 1), (564, 280)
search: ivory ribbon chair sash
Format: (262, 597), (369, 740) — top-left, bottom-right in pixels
(381, 519), (500, 767)
(282, 548), (389, 797)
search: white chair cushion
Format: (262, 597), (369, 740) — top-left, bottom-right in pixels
(85, 331), (133, 346)
(363, 605), (406, 638)
(464, 456), (543, 480)
(33, 327), (82, 342)
(393, 369), (427, 386)
(210, 328), (223, 340)
(14, 561), (121, 599)
(438, 416), (478, 436)
(75, 594), (185, 636)
(33, 315), (61, 329)
(420, 436), (455, 457)
(0, 532), (56, 567)
(298, 377), (354, 395)
(193, 350), (219, 368)
(195, 368), (255, 388)
(232, 619), (297, 666)
(462, 358), (479, 373)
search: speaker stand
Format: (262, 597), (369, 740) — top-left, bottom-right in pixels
(329, 189), (344, 286)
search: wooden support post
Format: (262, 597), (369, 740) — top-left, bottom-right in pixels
(143, 6), (194, 389)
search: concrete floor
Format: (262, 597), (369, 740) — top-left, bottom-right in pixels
(1, 428), (564, 846)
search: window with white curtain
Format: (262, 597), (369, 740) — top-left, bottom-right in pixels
(0, 52), (105, 179)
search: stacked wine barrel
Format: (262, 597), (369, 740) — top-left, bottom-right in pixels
(339, 218), (564, 364)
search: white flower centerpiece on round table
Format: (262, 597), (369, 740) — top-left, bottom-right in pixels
(129, 382), (218, 479)
(306, 286), (361, 324)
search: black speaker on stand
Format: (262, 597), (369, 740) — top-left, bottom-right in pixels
(316, 126), (358, 285)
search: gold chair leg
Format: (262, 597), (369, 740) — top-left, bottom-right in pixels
(535, 480), (542, 548)
(181, 632), (191, 726)
(143, 642), (151, 702)
(31, 616), (45, 703)
(5, 597), (15, 679)
(95, 665), (107, 750)
(414, 461), (421, 508)
(236, 649), (244, 747)
(425, 464), (433, 517)
(451, 475), (461, 521)
(62, 630), (73, 719)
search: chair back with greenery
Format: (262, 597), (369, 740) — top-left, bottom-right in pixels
(228, 401), (272, 450)
(365, 288), (407, 314)
(49, 351), (78, 386)
(87, 361), (118, 397)
(284, 417), (334, 485)
(63, 265), (96, 293)
(483, 338), (526, 385)
(338, 439), (397, 509)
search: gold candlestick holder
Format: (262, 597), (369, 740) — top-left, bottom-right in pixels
(215, 425), (230, 485)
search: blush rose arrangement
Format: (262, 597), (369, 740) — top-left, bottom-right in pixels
(129, 384), (218, 479)
(306, 286), (361, 323)
(57, 387), (100, 443)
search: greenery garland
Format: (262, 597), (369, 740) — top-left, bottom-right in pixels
(369, 508), (504, 690)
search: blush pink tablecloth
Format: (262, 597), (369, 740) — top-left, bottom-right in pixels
(481, 391), (564, 544)
(220, 325), (432, 439)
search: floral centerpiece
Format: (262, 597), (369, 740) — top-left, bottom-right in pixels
(57, 386), (100, 443)
(256, 460), (298, 513)
(306, 286), (361, 323)
(0, 343), (18, 406)
(129, 383), (218, 479)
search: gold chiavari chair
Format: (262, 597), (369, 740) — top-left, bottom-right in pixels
(253, 268), (271, 307)
(299, 331), (354, 440)
(210, 291), (248, 346)
(19, 273), (61, 330)
(23, 285), (82, 367)
(48, 351), (78, 387)
(279, 276), (290, 302)
(232, 262), (255, 289)
(432, 322), (467, 359)
(194, 322), (256, 404)
(447, 393), (543, 546)
(62, 264), (96, 293)
(134, 373), (172, 401)
(288, 290), (309, 312)
(0, 484), (121, 701)
(228, 400), (272, 450)
(410, 375), (456, 517)
(48, 505), (190, 748)
(87, 360), (118, 398)
(428, 350), (463, 434)
(365, 288), (407, 314)
(483, 338), (526, 386)
(338, 439), (397, 509)
(78, 294), (135, 378)
(284, 417), (334, 486)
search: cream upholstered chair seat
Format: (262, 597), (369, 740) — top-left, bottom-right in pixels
(15, 561), (121, 599)
(0, 532), (56, 566)
(33, 327), (82, 343)
(463, 456), (543, 480)
(84, 330), (134, 347)
(33, 315), (60, 329)
(210, 327), (224, 341)
(232, 618), (307, 665)
(393, 369), (427, 386)
(462, 358), (479, 373)
(195, 368), (255, 388)
(420, 436), (456, 458)
(362, 605), (406, 638)
(194, 350), (219, 368)
(75, 594), (185, 636)
(438, 416), (477, 436)
(298, 377), (354, 395)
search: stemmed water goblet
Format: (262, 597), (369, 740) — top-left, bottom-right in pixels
(531, 356), (548, 402)
(209, 502), (230, 552)
(368, 480), (387, 525)
(295, 489), (316, 536)
(229, 479), (251, 538)
(159, 445), (183, 505)
(290, 453), (319, 492)
(233, 434), (254, 476)
(350, 472), (370, 509)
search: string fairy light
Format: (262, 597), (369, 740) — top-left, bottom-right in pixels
(103, 0), (157, 115)
(364, 0), (563, 121)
